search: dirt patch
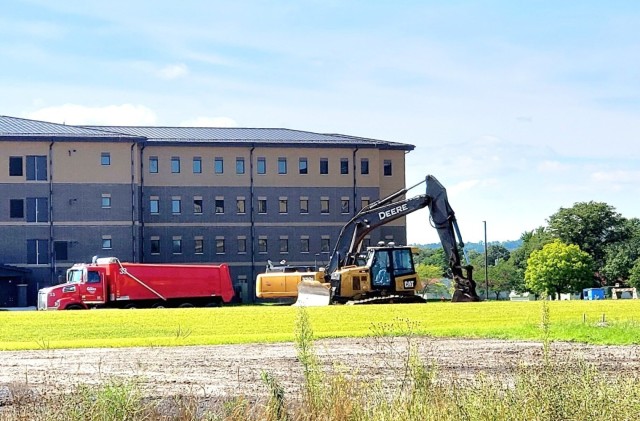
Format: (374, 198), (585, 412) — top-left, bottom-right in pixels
(1, 337), (638, 404)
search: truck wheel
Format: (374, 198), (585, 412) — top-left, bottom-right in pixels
(124, 304), (137, 309)
(206, 300), (222, 307)
(178, 303), (194, 308)
(66, 304), (83, 310)
(151, 303), (166, 309)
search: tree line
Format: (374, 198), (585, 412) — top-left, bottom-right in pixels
(415, 201), (640, 299)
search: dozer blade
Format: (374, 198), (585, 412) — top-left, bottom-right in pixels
(293, 280), (331, 307)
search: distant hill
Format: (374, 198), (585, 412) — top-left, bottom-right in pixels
(414, 239), (522, 252)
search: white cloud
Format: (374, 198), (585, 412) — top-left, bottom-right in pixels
(157, 63), (189, 80)
(591, 170), (640, 184)
(180, 116), (238, 127)
(27, 104), (157, 125)
(537, 160), (570, 172)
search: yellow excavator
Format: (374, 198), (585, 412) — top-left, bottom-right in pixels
(255, 175), (480, 305)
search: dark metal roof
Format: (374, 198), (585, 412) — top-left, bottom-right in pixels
(0, 115), (143, 141)
(88, 126), (414, 150)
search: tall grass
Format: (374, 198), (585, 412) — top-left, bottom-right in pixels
(2, 302), (639, 420)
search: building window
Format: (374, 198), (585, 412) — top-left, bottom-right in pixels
(340, 158), (349, 175)
(279, 237), (289, 253)
(321, 237), (330, 253)
(214, 157), (224, 174)
(27, 239), (49, 264)
(300, 237), (310, 253)
(193, 157), (202, 174)
(150, 237), (160, 254)
(321, 198), (330, 214)
(195, 237), (204, 254)
(26, 197), (48, 223)
(172, 237), (182, 254)
(26, 155), (47, 181)
(360, 158), (369, 175)
(101, 194), (111, 208)
(341, 198), (350, 214)
(101, 152), (111, 166)
(278, 157), (287, 174)
(9, 157), (23, 176)
(171, 157), (181, 173)
(54, 241), (68, 261)
(237, 237), (247, 253)
(102, 236), (112, 250)
(216, 238), (225, 254)
(150, 197), (159, 214)
(279, 198), (288, 214)
(258, 198), (267, 214)
(193, 197), (203, 214)
(215, 198), (225, 214)
(237, 198), (246, 214)
(257, 157), (266, 175)
(300, 198), (308, 214)
(149, 156), (159, 173)
(299, 158), (308, 174)
(361, 198), (370, 210)
(172, 198), (181, 214)
(258, 237), (268, 253)
(320, 158), (328, 175)
(384, 159), (392, 176)
(10, 199), (24, 218)
(236, 157), (245, 174)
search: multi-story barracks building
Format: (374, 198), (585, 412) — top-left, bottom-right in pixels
(0, 115), (414, 306)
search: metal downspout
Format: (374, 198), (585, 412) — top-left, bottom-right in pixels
(352, 147), (358, 215)
(130, 142), (136, 262)
(48, 140), (55, 285)
(139, 143), (146, 263)
(249, 145), (256, 303)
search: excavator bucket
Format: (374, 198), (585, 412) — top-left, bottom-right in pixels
(293, 280), (332, 306)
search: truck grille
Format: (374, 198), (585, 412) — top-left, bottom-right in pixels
(37, 291), (48, 310)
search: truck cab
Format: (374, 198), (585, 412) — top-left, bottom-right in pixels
(38, 264), (106, 310)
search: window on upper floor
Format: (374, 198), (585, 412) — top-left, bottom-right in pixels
(216, 238), (225, 254)
(101, 194), (111, 209)
(258, 237), (268, 253)
(195, 237), (204, 254)
(215, 157), (224, 174)
(320, 158), (328, 175)
(340, 158), (349, 175)
(171, 198), (181, 214)
(236, 157), (245, 174)
(193, 157), (202, 174)
(258, 198), (267, 214)
(26, 197), (48, 222)
(9, 157), (23, 176)
(384, 159), (392, 176)
(149, 156), (159, 173)
(360, 158), (369, 175)
(300, 237), (310, 253)
(236, 198), (246, 214)
(341, 198), (350, 214)
(102, 236), (112, 250)
(279, 237), (288, 253)
(257, 157), (266, 175)
(300, 198), (309, 214)
(299, 158), (308, 174)
(321, 237), (330, 253)
(101, 152), (111, 166)
(150, 237), (160, 254)
(171, 157), (181, 173)
(320, 198), (330, 214)
(150, 197), (159, 214)
(10, 199), (24, 218)
(27, 239), (49, 264)
(194, 197), (203, 214)
(278, 157), (287, 174)
(279, 198), (288, 214)
(215, 198), (225, 214)
(26, 155), (47, 181)
(237, 237), (247, 253)
(172, 237), (182, 254)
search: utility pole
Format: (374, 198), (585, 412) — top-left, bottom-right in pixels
(483, 220), (488, 300)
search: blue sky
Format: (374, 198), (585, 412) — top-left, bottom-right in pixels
(2, 1), (639, 244)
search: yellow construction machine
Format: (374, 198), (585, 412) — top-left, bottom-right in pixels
(255, 175), (480, 305)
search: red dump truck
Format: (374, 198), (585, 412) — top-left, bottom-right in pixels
(38, 257), (235, 310)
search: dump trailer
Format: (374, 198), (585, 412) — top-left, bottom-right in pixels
(38, 257), (235, 310)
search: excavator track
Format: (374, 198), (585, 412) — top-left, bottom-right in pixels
(345, 294), (426, 305)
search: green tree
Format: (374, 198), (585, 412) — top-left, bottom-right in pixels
(487, 260), (520, 299)
(508, 227), (554, 291)
(601, 218), (640, 284)
(547, 201), (629, 271)
(524, 240), (595, 297)
(628, 258), (640, 290)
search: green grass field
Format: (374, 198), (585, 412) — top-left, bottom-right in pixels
(1, 300), (639, 350)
